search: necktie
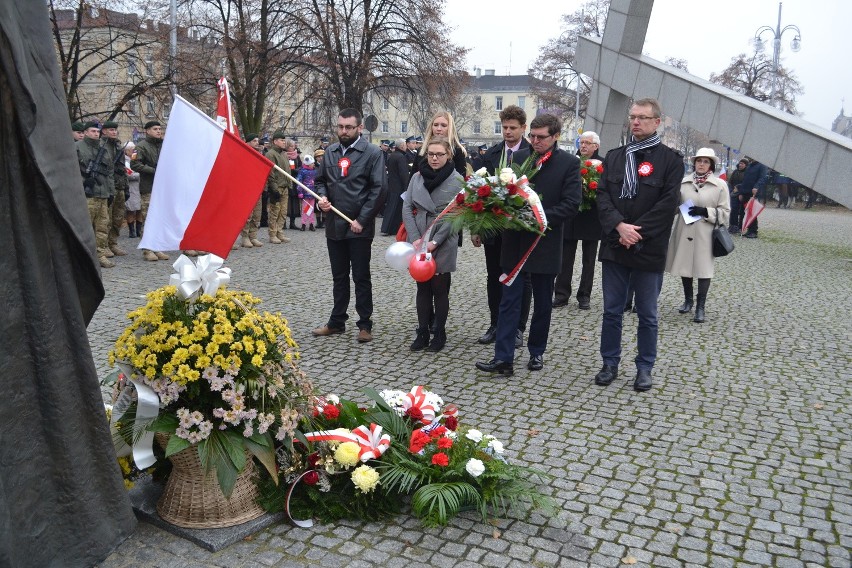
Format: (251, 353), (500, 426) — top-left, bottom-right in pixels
(506, 149), (513, 164)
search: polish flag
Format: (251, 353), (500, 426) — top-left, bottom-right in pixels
(139, 95), (272, 258)
(215, 76), (236, 134)
(741, 197), (765, 234)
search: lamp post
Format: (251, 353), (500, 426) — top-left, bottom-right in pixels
(754, 1), (801, 109)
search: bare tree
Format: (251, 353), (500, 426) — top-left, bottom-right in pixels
(710, 50), (803, 115)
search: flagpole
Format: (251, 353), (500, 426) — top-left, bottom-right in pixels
(271, 164), (354, 225)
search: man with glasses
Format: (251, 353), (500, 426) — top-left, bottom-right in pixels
(593, 98), (684, 392)
(476, 114), (581, 376)
(312, 108), (387, 343)
(554, 131), (603, 310)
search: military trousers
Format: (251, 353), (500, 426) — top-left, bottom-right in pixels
(241, 196), (263, 239)
(87, 197), (110, 259)
(108, 190), (125, 246)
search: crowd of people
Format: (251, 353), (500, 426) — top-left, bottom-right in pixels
(74, 96), (794, 392)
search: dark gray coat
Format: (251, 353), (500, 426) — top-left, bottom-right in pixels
(314, 136), (387, 240)
(402, 170), (465, 273)
(500, 146), (582, 274)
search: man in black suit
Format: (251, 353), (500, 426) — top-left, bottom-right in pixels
(476, 114), (581, 375)
(471, 105), (534, 348)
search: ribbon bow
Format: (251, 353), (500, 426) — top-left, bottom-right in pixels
(352, 424), (391, 461)
(169, 253), (231, 300)
(403, 386), (437, 424)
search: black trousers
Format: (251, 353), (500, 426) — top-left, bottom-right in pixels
(326, 238), (373, 331)
(483, 234), (531, 330)
(554, 239), (599, 302)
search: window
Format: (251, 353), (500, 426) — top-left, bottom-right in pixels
(473, 121), (481, 134)
(493, 121), (501, 134)
(517, 96), (526, 109)
(163, 103), (170, 119)
(474, 96), (481, 112)
(401, 98), (409, 110)
(400, 121), (408, 133)
(495, 96), (503, 110)
(127, 56), (137, 82)
(382, 98), (389, 110)
(146, 96), (155, 116)
(145, 49), (154, 77)
(381, 121), (389, 133)
(128, 98), (138, 116)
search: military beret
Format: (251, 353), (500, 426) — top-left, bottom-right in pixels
(101, 120), (118, 129)
(71, 121), (86, 132)
(144, 120), (161, 129)
(244, 132), (258, 142)
(272, 130), (286, 140)
(83, 121), (100, 130)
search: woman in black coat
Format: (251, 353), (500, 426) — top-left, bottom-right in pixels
(416, 111), (467, 176)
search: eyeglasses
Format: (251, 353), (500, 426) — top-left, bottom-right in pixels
(336, 124), (358, 131)
(579, 141), (597, 145)
(427, 152), (447, 159)
(628, 115), (658, 122)
(527, 133), (553, 141)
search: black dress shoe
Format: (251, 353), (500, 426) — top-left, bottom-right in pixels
(552, 299), (568, 308)
(475, 359), (513, 376)
(477, 325), (497, 344)
(515, 330), (523, 348)
(527, 354), (543, 371)
(594, 364), (618, 386)
(634, 369), (653, 392)
(578, 298), (591, 310)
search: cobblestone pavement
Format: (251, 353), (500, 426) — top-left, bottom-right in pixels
(92, 207), (852, 568)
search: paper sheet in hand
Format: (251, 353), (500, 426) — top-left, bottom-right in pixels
(680, 199), (702, 224)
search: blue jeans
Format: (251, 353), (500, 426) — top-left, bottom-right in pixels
(600, 260), (664, 371)
(494, 272), (556, 362)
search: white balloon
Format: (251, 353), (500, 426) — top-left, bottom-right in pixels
(385, 241), (415, 271)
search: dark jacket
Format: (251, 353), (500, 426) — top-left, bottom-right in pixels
(597, 142), (684, 272)
(728, 166), (746, 195)
(500, 146), (581, 274)
(76, 137), (115, 198)
(131, 135), (162, 195)
(740, 161), (769, 199)
(481, 138), (532, 174)
(567, 149), (604, 241)
(314, 136), (387, 240)
(381, 147), (410, 234)
(109, 139), (129, 193)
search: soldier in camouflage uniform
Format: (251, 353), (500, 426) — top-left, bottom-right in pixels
(100, 121), (128, 258)
(131, 120), (169, 262)
(264, 130), (293, 244)
(76, 121), (115, 268)
(239, 132), (265, 248)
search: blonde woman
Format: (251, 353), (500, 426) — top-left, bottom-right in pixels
(418, 111), (467, 176)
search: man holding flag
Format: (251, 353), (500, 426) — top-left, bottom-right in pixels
(739, 159), (768, 238)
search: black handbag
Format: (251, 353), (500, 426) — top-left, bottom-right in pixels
(712, 223), (735, 257)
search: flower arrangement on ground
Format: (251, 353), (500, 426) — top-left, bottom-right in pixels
(258, 385), (552, 527)
(446, 154), (547, 239)
(108, 255), (314, 497)
(579, 158), (604, 212)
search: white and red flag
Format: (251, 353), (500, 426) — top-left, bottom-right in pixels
(215, 76), (236, 133)
(741, 197), (765, 234)
(139, 95), (272, 258)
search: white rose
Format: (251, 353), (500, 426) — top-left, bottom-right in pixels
(465, 458), (486, 477)
(488, 439), (505, 454)
(499, 168), (515, 184)
(465, 429), (483, 443)
(326, 394), (340, 405)
(474, 167), (489, 177)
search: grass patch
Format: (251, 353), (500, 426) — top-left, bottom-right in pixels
(759, 230), (852, 258)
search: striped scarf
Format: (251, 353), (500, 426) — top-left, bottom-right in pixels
(620, 133), (661, 199)
(693, 171), (710, 186)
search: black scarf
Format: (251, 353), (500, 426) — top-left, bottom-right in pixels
(419, 160), (454, 192)
(621, 133), (661, 199)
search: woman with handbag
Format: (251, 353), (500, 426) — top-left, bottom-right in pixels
(402, 137), (464, 352)
(665, 148), (731, 323)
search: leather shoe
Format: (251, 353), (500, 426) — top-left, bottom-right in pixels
(356, 329), (373, 343)
(634, 369), (653, 392)
(515, 330), (523, 348)
(552, 299), (568, 308)
(475, 359), (513, 376)
(578, 298), (591, 310)
(312, 325), (344, 337)
(477, 325), (497, 344)
(527, 354), (543, 371)
(594, 364), (618, 386)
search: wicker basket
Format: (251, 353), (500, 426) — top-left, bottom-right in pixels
(155, 433), (266, 529)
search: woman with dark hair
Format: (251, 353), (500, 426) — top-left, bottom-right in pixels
(402, 136), (464, 352)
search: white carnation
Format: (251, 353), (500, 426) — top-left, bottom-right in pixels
(465, 458), (485, 477)
(465, 429), (483, 443)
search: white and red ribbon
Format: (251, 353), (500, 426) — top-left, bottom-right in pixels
(403, 386), (437, 424)
(498, 183), (548, 286)
(339, 157), (350, 176)
(304, 424), (390, 463)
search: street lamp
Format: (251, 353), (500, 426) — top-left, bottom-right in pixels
(753, 1), (801, 109)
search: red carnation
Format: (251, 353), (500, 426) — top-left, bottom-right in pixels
(405, 406), (424, 422)
(596, 165), (604, 173)
(429, 425), (447, 439)
(444, 416), (458, 431)
(584, 160), (593, 167)
(307, 452), (321, 467)
(437, 437), (453, 449)
(431, 452), (449, 467)
(322, 404), (340, 420)
(455, 193), (465, 205)
(409, 429), (431, 453)
(303, 470), (319, 485)
(589, 181), (598, 190)
(492, 207), (504, 216)
(471, 201), (484, 213)
(580, 168), (588, 176)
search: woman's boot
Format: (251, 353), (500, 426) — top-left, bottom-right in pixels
(426, 329), (446, 352)
(410, 328), (430, 351)
(678, 277), (694, 313)
(693, 278), (710, 323)
(128, 223), (136, 238)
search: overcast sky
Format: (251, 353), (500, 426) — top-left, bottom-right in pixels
(444, 0), (851, 132)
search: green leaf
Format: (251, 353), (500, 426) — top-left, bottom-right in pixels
(198, 432), (240, 497)
(164, 435), (192, 458)
(412, 482), (482, 527)
(100, 368), (122, 387)
(221, 430), (247, 472)
(149, 413), (179, 432)
(362, 387), (394, 413)
(245, 432), (277, 483)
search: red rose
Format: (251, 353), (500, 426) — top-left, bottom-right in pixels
(323, 405), (340, 420)
(471, 201), (484, 213)
(477, 185), (491, 198)
(506, 183), (518, 195)
(584, 160), (593, 167)
(431, 452), (449, 467)
(444, 416), (458, 431)
(589, 181), (598, 190)
(492, 207), (504, 216)
(596, 165), (604, 173)
(455, 193), (465, 205)
(406, 406), (424, 422)
(409, 429), (431, 453)
(303, 470), (319, 485)
(307, 452), (321, 467)
(580, 168), (588, 176)
(437, 437), (453, 449)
